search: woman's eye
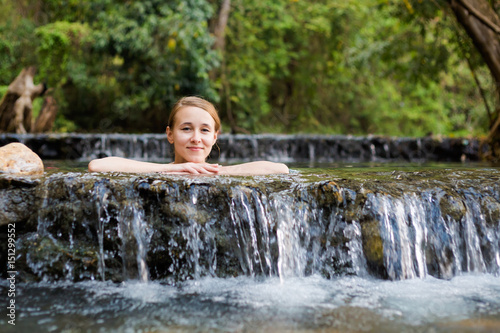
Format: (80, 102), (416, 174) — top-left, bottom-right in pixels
(181, 127), (191, 131)
(202, 128), (210, 133)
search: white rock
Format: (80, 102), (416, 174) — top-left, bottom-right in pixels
(0, 142), (44, 175)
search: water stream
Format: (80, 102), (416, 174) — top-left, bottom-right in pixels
(1, 163), (499, 332)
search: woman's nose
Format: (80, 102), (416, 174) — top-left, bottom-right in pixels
(191, 131), (201, 143)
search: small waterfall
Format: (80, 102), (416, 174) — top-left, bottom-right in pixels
(308, 142), (316, 162)
(461, 191), (498, 274)
(407, 195), (428, 278)
(228, 188), (274, 277)
(179, 184), (218, 279)
(181, 220), (204, 279)
(91, 180), (152, 282)
(370, 144), (376, 161)
(343, 221), (367, 276)
(4, 168), (499, 283)
(146, 181), (220, 282)
(362, 188), (500, 280)
(25, 178), (52, 279)
(366, 193), (427, 279)
(93, 180), (111, 281)
(274, 195), (309, 281)
(21, 175), (154, 282)
(117, 188), (151, 282)
(462, 196), (487, 273)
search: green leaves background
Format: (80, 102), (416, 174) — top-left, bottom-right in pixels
(0, 0), (492, 136)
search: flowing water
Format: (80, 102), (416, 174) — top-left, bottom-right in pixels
(1, 162), (500, 332)
(3, 274), (500, 332)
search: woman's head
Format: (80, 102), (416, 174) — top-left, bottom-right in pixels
(166, 96), (220, 163)
(168, 96), (221, 133)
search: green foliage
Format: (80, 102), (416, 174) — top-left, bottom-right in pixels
(0, 18), (38, 84)
(0, 0), (493, 137)
(70, 0), (219, 132)
(220, 0), (347, 132)
(0, 86), (8, 99)
(35, 21), (90, 87)
(219, 0), (490, 137)
(0, 0), (218, 133)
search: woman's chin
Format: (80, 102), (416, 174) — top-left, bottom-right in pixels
(177, 151), (208, 164)
(186, 156), (208, 163)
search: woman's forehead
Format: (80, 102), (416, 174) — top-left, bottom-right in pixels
(175, 106), (215, 126)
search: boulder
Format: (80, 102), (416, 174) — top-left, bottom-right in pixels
(0, 142), (44, 174)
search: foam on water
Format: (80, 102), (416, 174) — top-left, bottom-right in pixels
(375, 274), (500, 324)
(3, 274), (500, 332)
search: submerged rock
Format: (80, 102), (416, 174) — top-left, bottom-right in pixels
(0, 142), (44, 174)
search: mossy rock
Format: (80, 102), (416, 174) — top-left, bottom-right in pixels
(360, 219), (386, 278)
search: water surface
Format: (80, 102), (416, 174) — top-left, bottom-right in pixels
(2, 274), (500, 332)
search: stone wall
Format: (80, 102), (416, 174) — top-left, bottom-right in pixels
(0, 134), (485, 162)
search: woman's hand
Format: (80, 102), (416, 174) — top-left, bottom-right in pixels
(163, 162), (220, 175)
(88, 157), (220, 174)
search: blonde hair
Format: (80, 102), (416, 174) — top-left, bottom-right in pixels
(168, 96), (221, 132)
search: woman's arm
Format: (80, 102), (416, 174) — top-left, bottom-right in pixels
(88, 157), (288, 175)
(219, 161), (289, 175)
(88, 157), (219, 174)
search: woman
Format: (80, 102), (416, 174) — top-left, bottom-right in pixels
(88, 96), (289, 175)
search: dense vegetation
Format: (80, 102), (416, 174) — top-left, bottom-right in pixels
(0, 0), (495, 137)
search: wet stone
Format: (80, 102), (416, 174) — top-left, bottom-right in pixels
(0, 142), (44, 175)
(439, 193), (466, 221)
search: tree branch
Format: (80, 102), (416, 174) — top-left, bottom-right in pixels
(454, 0), (500, 34)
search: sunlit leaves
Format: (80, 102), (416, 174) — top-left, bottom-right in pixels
(35, 21), (90, 87)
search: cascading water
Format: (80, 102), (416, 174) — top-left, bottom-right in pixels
(93, 180), (110, 281)
(117, 187), (151, 282)
(2, 167), (498, 281)
(228, 188), (274, 277)
(1, 164), (500, 332)
(381, 189), (500, 279)
(275, 194), (309, 281)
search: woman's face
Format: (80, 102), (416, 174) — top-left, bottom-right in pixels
(166, 106), (218, 163)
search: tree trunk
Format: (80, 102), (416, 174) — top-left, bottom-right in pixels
(213, 0), (231, 52)
(0, 67), (46, 133)
(211, 0), (246, 133)
(33, 96), (58, 133)
(448, 0), (500, 159)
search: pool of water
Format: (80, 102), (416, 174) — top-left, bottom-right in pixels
(2, 274), (500, 332)
(43, 159), (500, 174)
